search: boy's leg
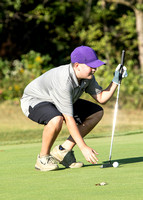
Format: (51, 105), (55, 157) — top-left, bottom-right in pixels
(27, 102), (64, 171)
(40, 116), (63, 156)
(35, 116), (64, 171)
(61, 110), (103, 150)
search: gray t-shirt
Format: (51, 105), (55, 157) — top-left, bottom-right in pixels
(21, 63), (102, 117)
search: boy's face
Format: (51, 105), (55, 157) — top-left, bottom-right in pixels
(75, 63), (97, 80)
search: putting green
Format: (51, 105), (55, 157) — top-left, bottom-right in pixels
(0, 133), (143, 200)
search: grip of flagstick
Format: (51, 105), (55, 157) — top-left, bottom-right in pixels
(119, 50), (125, 84)
(121, 50), (125, 66)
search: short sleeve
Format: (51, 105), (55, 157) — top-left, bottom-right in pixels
(85, 76), (102, 95)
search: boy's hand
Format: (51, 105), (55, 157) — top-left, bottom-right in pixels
(112, 64), (128, 85)
(81, 145), (99, 164)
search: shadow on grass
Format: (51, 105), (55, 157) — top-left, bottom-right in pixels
(103, 157), (143, 165)
(83, 157), (143, 168)
(83, 163), (101, 167)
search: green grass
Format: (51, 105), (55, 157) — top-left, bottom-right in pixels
(0, 134), (143, 200)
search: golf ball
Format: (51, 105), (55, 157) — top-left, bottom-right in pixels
(113, 162), (119, 168)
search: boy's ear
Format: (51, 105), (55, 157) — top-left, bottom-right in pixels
(73, 62), (79, 67)
(73, 62), (80, 70)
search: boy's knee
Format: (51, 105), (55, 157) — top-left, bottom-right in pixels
(54, 116), (64, 127)
(97, 109), (104, 120)
(86, 108), (104, 123)
(94, 109), (104, 121)
(98, 109), (104, 119)
(47, 115), (64, 129)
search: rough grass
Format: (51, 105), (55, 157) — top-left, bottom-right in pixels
(0, 100), (143, 145)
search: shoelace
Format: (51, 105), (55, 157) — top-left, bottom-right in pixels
(47, 156), (58, 164)
(40, 155), (57, 165)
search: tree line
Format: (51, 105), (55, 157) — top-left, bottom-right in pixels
(0, 0), (142, 108)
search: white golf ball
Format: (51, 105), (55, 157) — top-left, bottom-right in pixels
(113, 161), (119, 168)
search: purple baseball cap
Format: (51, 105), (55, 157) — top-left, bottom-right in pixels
(70, 46), (105, 68)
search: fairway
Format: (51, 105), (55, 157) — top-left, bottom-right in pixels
(0, 133), (143, 200)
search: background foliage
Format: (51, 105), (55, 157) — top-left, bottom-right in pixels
(0, 0), (142, 108)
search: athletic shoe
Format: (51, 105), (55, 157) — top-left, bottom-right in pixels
(50, 145), (84, 168)
(35, 154), (59, 171)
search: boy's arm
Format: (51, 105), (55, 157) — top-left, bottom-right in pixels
(92, 82), (118, 104)
(92, 64), (127, 104)
(63, 114), (98, 164)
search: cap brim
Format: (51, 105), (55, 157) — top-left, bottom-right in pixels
(86, 59), (106, 68)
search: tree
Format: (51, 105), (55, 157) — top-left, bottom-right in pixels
(104, 0), (143, 73)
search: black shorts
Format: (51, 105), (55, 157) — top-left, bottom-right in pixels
(28, 99), (103, 125)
